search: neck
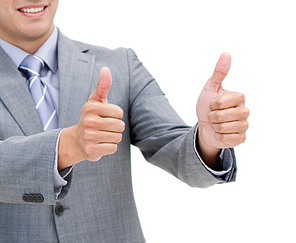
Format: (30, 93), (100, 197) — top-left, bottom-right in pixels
(8, 38), (47, 55)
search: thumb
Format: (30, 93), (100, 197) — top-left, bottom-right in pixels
(205, 52), (231, 92)
(89, 67), (112, 103)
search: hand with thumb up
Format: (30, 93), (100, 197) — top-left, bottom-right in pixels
(58, 67), (125, 170)
(196, 53), (249, 169)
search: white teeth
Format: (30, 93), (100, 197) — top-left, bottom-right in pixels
(20, 7), (45, 13)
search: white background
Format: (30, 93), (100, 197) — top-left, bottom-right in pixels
(55, 1), (295, 242)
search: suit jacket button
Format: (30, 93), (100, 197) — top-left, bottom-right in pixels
(35, 194), (44, 203)
(22, 194), (29, 202)
(55, 205), (64, 216)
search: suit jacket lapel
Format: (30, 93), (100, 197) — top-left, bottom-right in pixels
(0, 47), (43, 135)
(0, 32), (96, 135)
(57, 32), (96, 128)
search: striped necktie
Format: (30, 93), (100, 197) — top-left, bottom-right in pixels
(19, 55), (58, 131)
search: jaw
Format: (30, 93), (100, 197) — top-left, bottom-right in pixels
(0, 1), (58, 53)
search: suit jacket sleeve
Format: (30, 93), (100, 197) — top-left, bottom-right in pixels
(127, 48), (236, 187)
(0, 129), (63, 205)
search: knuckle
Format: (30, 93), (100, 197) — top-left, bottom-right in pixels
(82, 118), (93, 129)
(96, 117), (104, 128)
(218, 124), (227, 133)
(212, 123), (225, 133)
(215, 111), (224, 123)
(242, 120), (249, 131)
(219, 134), (228, 144)
(84, 144), (95, 158)
(238, 106), (249, 119)
(84, 102), (98, 113)
(120, 121), (125, 132)
(236, 93), (246, 103)
(238, 133), (247, 144)
(216, 98), (224, 109)
(117, 133), (123, 143)
(244, 107), (250, 118)
(83, 117), (102, 129)
(111, 104), (124, 118)
(110, 144), (118, 154)
(237, 93), (246, 103)
(83, 131), (93, 142)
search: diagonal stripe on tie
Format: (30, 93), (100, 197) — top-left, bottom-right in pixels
(19, 55), (58, 131)
(44, 110), (57, 131)
(35, 84), (47, 109)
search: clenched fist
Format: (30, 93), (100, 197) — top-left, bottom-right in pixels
(58, 67), (125, 170)
(196, 53), (249, 168)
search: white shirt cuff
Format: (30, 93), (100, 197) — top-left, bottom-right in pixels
(53, 129), (73, 198)
(194, 124), (233, 177)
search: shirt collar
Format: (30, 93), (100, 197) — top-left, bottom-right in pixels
(0, 26), (58, 74)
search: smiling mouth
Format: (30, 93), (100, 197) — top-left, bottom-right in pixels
(18, 6), (46, 13)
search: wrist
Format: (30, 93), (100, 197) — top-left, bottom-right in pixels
(197, 126), (221, 170)
(58, 126), (84, 170)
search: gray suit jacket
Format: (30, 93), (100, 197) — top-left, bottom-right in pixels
(0, 31), (236, 242)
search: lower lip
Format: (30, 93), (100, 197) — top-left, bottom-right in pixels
(19, 7), (47, 18)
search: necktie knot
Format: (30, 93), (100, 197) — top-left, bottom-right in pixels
(19, 55), (45, 79)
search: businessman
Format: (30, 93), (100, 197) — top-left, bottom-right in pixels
(0, 0), (249, 242)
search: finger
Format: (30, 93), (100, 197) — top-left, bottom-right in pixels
(84, 102), (124, 120)
(86, 143), (118, 161)
(210, 92), (246, 111)
(204, 52), (231, 92)
(97, 131), (123, 144)
(211, 120), (249, 134)
(91, 117), (125, 133)
(208, 106), (249, 123)
(85, 130), (123, 144)
(89, 67), (112, 103)
(214, 132), (247, 147)
(96, 143), (118, 156)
